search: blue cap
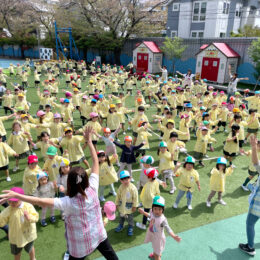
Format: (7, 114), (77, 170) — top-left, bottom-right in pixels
(119, 70), (123, 74)
(171, 90), (176, 93)
(146, 81), (150, 84)
(185, 103), (192, 108)
(203, 79), (207, 82)
(145, 76), (148, 79)
(64, 98), (70, 103)
(202, 112), (209, 117)
(37, 171), (48, 180)
(255, 91), (260, 94)
(156, 75), (160, 78)
(91, 99), (97, 103)
(119, 170), (130, 179)
(162, 97), (168, 100)
(217, 157), (227, 165)
(98, 94), (103, 98)
(168, 76), (172, 79)
(159, 141), (167, 148)
(172, 78), (176, 81)
(163, 80), (167, 84)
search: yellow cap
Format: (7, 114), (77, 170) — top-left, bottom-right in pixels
(18, 93), (24, 97)
(64, 127), (73, 132)
(21, 114), (28, 118)
(167, 119), (175, 124)
(110, 104), (116, 109)
(233, 108), (240, 113)
(60, 158), (70, 167)
(73, 88), (79, 92)
(89, 80), (94, 83)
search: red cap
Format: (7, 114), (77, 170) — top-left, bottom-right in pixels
(28, 155), (38, 164)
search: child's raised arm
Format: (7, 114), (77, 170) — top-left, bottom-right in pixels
(138, 208), (150, 218)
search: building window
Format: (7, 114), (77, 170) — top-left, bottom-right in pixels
(172, 4), (179, 11)
(193, 2), (207, 22)
(191, 31), (204, 38)
(223, 1), (230, 14)
(220, 32), (226, 37)
(171, 31), (177, 38)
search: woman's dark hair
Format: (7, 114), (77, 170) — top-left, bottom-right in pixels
(152, 204), (164, 212)
(170, 132), (178, 138)
(67, 166), (89, 198)
(231, 124), (240, 143)
(216, 164), (226, 173)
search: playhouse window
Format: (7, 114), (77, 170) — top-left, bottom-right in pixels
(144, 56), (147, 60)
(138, 55), (141, 60)
(213, 61), (218, 67)
(204, 60), (209, 66)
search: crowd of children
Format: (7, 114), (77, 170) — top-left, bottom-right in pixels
(0, 58), (259, 260)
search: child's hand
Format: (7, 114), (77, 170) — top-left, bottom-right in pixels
(59, 185), (65, 193)
(132, 207), (137, 213)
(24, 211), (30, 221)
(176, 162), (182, 168)
(109, 137), (114, 142)
(142, 141), (146, 145)
(173, 234), (182, 242)
(161, 182), (167, 189)
(138, 208), (144, 214)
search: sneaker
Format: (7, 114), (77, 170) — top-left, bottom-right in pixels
(204, 154), (209, 158)
(99, 196), (106, 202)
(13, 166), (18, 172)
(115, 224), (124, 232)
(239, 243), (256, 256)
(131, 178), (135, 182)
(218, 199), (226, 205)
(148, 253), (154, 259)
(50, 216), (56, 223)
(109, 191), (117, 196)
(169, 187), (176, 194)
(127, 226), (134, 236)
(199, 161), (205, 167)
(136, 222), (146, 230)
(244, 139), (248, 144)
(127, 127), (131, 130)
(41, 219), (48, 227)
(116, 139), (120, 142)
(63, 252), (70, 260)
(123, 132), (126, 135)
(231, 164), (236, 168)
(188, 205), (192, 210)
(6, 176), (11, 182)
(224, 129), (228, 133)
(241, 185), (249, 191)
(206, 201), (211, 207)
(173, 203), (178, 209)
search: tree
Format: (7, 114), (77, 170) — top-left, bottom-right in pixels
(248, 38), (260, 83)
(59, 0), (168, 63)
(160, 36), (187, 74)
(230, 25), (260, 37)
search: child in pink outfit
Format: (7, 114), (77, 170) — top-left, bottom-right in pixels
(138, 196), (181, 260)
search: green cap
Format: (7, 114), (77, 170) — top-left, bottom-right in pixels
(140, 155), (154, 165)
(115, 99), (121, 104)
(185, 156), (195, 164)
(159, 141), (167, 148)
(16, 107), (24, 112)
(46, 146), (57, 156)
(153, 196), (165, 207)
(203, 120), (209, 125)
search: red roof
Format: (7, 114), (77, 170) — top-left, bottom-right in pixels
(199, 43), (240, 58)
(135, 41), (162, 53)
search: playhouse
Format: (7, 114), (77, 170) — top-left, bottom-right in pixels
(133, 41), (163, 73)
(195, 43), (240, 84)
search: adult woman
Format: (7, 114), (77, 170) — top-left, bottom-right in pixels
(158, 63), (168, 82)
(227, 65), (248, 102)
(0, 127), (118, 260)
(176, 70), (194, 87)
(239, 135), (260, 256)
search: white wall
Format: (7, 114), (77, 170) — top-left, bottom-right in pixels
(152, 53), (163, 73)
(178, 2), (192, 38)
(214, 0), (230, 37)
(204, 0), (219, 37)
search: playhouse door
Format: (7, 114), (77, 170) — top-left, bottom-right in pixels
(137, 53), (149, 72)
(201, 57), (220, 82)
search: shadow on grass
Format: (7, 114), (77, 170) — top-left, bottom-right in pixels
(209, 243), (260, 260)
(224, 187), (249, 199)
(190, 201), (218, 218)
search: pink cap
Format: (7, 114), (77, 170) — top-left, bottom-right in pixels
(28, 155), (38, 164)
(43, 90), (50, 94)
(90, 112), (98, 118)
(54, 113), (61, 119)
(65, 92), (72, 97)
(212, 92), (217, 96)
(103, 201), (116, 220)
(82, 95), (88, 99)
(66, 70), (70, 72)
(220, 91), (225, 94)
(36, 110), (46, 117)
(9, 187), (24, 202)
(201, 126), (208, 131)
(208, 86), (214, 89)
(222, 102), (227, 105)
(60, 98), (65, 103)
(93, 94), (99, 100)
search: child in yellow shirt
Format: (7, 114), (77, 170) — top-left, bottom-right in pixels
(136, 168), (160, 230)
(97, 151), (118, 202)
(245, 109), (260, 142)
(135, 121), (152, 157)
(8, 122), (31, 172)
(0, 135), (18, 181)
(158, 141), (176, 194)
(206, 157), (233, 207)
(115, 170), (139, 236)
(0, 187), (38, 260)
(173, 156), (200, 210)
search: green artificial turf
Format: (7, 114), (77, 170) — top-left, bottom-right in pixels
(0, 68), (258, 260)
